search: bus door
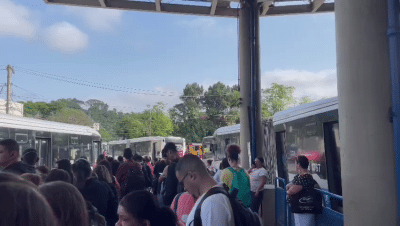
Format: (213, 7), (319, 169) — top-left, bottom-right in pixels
(93, 141), (101, 158)
(323, 122), (343, 213)
(275, 131), (288, 187)
(35, 138), (51, 168)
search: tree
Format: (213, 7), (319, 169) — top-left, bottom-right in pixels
(262, 83), (296, 117)
(116, 113), (147, 139)
(99, 127), (113, 142)
(22, 101), (62, 118)
(298, 96), (312, 105)
(47, 108), (94, 126)
(141, 103), (174, 137)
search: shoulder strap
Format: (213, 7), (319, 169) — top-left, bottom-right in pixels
(174, 192), (184, 214)
(193, 187), (229, 226)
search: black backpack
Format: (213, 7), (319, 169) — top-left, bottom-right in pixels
(193, 185), (261, 226)
(141, 163), (153, 188)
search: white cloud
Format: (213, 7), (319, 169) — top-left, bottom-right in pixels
(261, 69), (337, 101)
(65, 6), (123, 32)
(0, 0), (39, 39)
(44, 22), (89, 53)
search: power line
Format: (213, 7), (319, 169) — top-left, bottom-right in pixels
(14, 66), (178, 96)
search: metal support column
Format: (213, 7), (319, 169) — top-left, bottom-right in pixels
(387, 0), (400, 223)
(239, 0), (262, 169)
(336, 0), (398, 224)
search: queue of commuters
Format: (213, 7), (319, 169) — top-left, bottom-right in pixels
(0, 137), (317, 226)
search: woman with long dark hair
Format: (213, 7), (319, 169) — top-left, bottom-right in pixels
(116, 190), (177, 226)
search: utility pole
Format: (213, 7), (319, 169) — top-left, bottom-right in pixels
(6, 65), (14, 115)
(148, 105), (152, 136)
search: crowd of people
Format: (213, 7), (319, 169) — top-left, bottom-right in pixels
(0, 137), (318, 226)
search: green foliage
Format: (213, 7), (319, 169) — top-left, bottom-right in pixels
(22, 101), (63, 118)
(298, 96), (312, 105)
(99, 127), (113, 142)
(262, 83), (296, 117)
(47, 108), (94, 126)
(85, 99), (123, 140)
(170, 82), (240, 143)
(116, 113), (146, 139)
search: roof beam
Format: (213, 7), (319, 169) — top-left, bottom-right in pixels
(311, 0), (325, 13)
(155, 0), (161, 12)
(98, 0), (106, 7)
(261, 1), (273, 16)
(210, 0), (218, 15)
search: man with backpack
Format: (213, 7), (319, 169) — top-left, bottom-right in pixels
(176, 154), (262, 226)
(115, 148), (145, 200)
(161, 142), (184, 206)
(175, 154), (235, 226)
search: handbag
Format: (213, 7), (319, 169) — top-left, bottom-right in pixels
(288, 188), (323, 214)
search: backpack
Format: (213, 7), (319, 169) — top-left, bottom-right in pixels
(86, 200), (107, 226)
(288, 187), (323, 214)
(227, 167), (252, 207)
(141, 163), (153, 188)
(173, 192), (184, 214)
(120, 164), (145, 198)
(193, 185), (262, 226)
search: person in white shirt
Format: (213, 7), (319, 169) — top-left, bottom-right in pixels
(213, 158), (229, 183)
(249, 157), (268, 213)
(175, 154), (235, 226)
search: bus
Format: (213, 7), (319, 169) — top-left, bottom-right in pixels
(107, 136), (186, 160)
(0, 113), (101, 168)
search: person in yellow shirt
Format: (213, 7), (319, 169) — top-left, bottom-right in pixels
(221, 144), (251, 207)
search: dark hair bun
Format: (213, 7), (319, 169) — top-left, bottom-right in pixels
(226, 144), (241, 161)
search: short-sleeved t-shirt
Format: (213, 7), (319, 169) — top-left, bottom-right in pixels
(170, 192), (196, 226)
(186, 184), (235, 226)
(249, 168), (268, 192)
(292, 174), (315, 189)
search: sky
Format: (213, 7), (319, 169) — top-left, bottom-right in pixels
(0, 0), (337, 113)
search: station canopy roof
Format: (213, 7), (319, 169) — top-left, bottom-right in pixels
(44, 0), (334, 18)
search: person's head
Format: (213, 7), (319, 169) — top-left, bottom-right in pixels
(111, 160), (121, 176)
(0, 181), (58, 226)
(118, 156), (124, 162)
(107, 156), (114, 163)
(93, 165), (112, 184)
(226, 144), (241, 165)
(39, 181), (89, 226)
(255, 157), (264, 168)
(117, 190), (177, 226)
(133, 154), (143, 162)
(162, 142), (178, 161)
(220, 158), (230, 170)
(206, 159), (213, 167)
(96, 154), (105, 164)
(56, 159), (72, 173)
(295, 155), (309, 171)
(46, 169), (71, 184)
(98, 160), (113, 178)
(124, 148), (133, 161)
(0, 139), (20, 168)
(21, 173), (43, 186)
(175, 154), (211, 198)
(21, 148), (39, 166)
(72, 158), (92, 182)
(143, 156), (150, 163)
(37, 165), (50, 175)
